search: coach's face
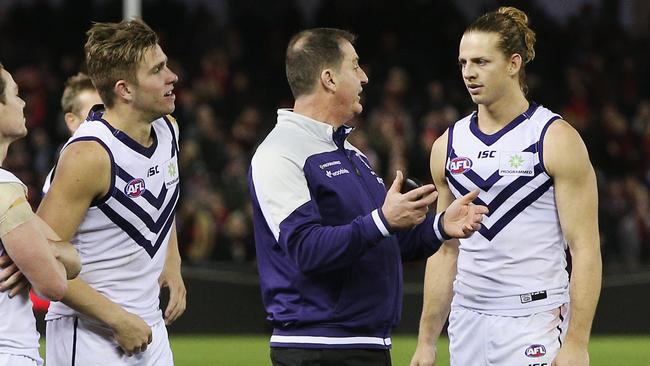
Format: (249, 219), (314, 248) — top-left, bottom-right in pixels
(332, 41), (368, 123)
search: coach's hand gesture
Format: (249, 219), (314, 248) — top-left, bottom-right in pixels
(382, 171), (439, 230)
(112, 310), (152, 356)
(442, 189), (487, 238)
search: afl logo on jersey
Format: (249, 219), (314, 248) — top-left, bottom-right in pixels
(525, 344), (546, 358)
(125, 178), (146, 198)
(449, 157), (473, 174)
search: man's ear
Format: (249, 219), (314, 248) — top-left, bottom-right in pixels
(320, 69), (336, 93)
(114, 80), (133, 102)
(508, 53), (523, 76)
(63, 112), (80, 135)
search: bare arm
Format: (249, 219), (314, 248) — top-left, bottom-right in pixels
(32, 215), (81, 279)
(411, 131), (459, 366)
(0, 184), (68, 300)
(1, 216), (67, 301)
(37, 141), (152, 356)
(544, 120), (601, 366)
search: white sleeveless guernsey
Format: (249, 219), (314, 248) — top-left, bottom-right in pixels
(446, 103), (569, 316)
(0, 169), (42, 364)
(46, 107), (180, 326)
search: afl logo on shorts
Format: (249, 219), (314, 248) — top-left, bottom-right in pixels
(125, 178), (146, 198)
(525, 344), (546, 358)
(448, 157), (473, 174)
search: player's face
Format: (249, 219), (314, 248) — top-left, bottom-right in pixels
(333, 41), (368, 122)
(0, 69), (27, 141)
(67, 89), (102, 134)
(458, 31), (513, 106)
(131, 44), (178, 119)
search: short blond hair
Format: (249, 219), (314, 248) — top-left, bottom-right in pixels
(60, 72), (96, 114)
(85, 19), (158, 108)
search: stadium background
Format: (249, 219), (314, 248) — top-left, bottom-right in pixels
(1, 0), (649, 364)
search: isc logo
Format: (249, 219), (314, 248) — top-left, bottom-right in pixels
(477, 150), (496, 158)
(525, 344), (546, 358)
(449, 157), (473, 174)
(147, 165), (160, 177)
(125, 178), (146, 198)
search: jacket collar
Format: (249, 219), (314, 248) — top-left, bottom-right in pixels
(277, 109), (354, 149)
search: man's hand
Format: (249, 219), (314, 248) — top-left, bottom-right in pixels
(0, 254), (30, 297)
(552, 341), (589, 366)
(382, 171), (439, 230)
(158, 265), (186, 325)
(410, 342), (437, 366)
(442, 189), (488, 238)
(110, 311), (153, 356)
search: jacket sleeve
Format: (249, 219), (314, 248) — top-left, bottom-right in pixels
(250, 150), (389, 274)
(396, 211), (447, 262)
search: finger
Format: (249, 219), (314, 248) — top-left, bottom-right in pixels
(472, 204), (489, 215)
(9, 278), (29, 297)
(419, 191), (439, 207)
(165, 292), (178, 322)
(4, 268), (24, 289)
(0, 263), (17, 282)
(0, 255), (12, 268)
(0, 265), (21, 291)
(148, 332), (153, 344)
(167, 289), (187, 325)
(388, 170), (404, 193)
(459, 189), (480, 204)
(405, 184), (436, 201)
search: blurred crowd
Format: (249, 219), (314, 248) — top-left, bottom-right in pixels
(1, 0), (649, 273)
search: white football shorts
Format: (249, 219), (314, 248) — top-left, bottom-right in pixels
(45, 316), (173, 366)
(448, 304), (569, 366)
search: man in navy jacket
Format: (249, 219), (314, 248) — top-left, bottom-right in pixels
(248, 28), (488, 366)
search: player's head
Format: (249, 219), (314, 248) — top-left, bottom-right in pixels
(286, 28), (368, 122)
(459, 6), (536, 105)
(85, 19), (177, 117)
(60, 72), (102, 134)
(0, 63), (27, 143)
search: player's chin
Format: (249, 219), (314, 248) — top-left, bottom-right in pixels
(161, 103), (176, 115)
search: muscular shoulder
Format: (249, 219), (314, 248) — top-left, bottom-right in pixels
(54, 140), (112, 198)
(542, 119), (592, 178)
(430, 130), (450, 184)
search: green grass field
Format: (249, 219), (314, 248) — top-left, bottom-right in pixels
(166, 335), (650, 365)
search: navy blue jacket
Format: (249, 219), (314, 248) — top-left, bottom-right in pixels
(248, 110), (446, 349)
